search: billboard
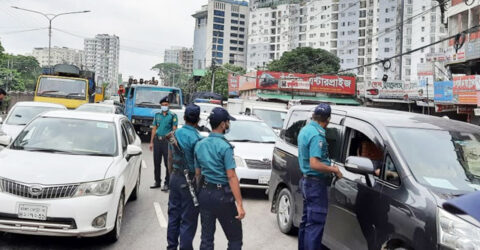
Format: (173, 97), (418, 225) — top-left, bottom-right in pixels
(309, 75), (356, 95)
(453, 75), (478, 105)
(434, 81), (454, 103)
(365, 80), (406, 99)
(228, 74), (240, 96)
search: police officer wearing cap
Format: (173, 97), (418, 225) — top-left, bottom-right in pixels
(150, 96), (178, 191)
(297, 103), (343, 250)
(194, 107), (245, 250)
(167, 104), (203, 250)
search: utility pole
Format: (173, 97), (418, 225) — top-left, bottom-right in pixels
(398, 0), (405, 80)
(11, 6), (90, 67)
(211, 59), (216, 93)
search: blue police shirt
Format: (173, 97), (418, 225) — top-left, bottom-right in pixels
(171, 125), (202, 173)
(194, 133), (236, 185)
(152, 111), (178, 137)
(297, 121), (331, 177)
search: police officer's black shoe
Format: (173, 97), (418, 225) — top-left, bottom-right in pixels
(161, 184), (169, 192)
(150, 183), (161, 189)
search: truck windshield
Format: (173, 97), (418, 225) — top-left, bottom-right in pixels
(253, 109), (287, 129)
(134, 88), (181, 108)
(37, 77), (87, 99)
(389, 127), (480, 194)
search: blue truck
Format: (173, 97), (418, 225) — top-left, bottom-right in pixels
(125, 84), (184, 135)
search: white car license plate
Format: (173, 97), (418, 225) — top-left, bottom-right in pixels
(18, 204), (48, 221)
(259, 176), (270, 185)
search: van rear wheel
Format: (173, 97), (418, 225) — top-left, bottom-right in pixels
(276, 188), (295, 235)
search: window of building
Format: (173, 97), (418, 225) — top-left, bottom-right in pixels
(217, 45), (223, 51)
(385, 47), (390, 52)
(239, 27), (245, 32)
(239, 48), (244, 52)
(240, 21), (245, 25)
(231, 19), (238, 24)
(231, 33), (238, 37)
(230, 47), (238, 51)
(218, 38), (224, 44)
(240, 14), (245, 19)
(239, 34), (244, 38)
(421, 27), (425, 32)
(231, 13), (239, 17)
(214, 17), (224, 23)
(214, 10), (225, 17)
(421, 37), (425, 42)
(231, 40), (238, 44)
(213, 24), (224, 30)
(231, 26), (238, 31)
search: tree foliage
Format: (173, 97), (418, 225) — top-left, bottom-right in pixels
(196, 64), (245, 99)
(0, 40), (41, 92)
(151, 63), (190, 87)
(267, 47), (341, 74)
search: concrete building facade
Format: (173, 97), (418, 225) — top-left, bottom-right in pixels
(84, 34), (120, 94)
(30, 47), (84, 68)
(193, 0), (249, 70)
(164, 47), (194, 73)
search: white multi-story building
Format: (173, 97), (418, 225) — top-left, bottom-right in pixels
(192, 0), (249, 70)
(84, 34), (120, 94)
(30, 47), (84, 68)
(164, 47), (194, 73)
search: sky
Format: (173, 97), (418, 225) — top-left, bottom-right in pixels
(0, 0), (202, 81)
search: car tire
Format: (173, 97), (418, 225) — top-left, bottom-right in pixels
(276, 188), (295, 235)
(129, 168), (141, 201)
(105, 192), (125, 243)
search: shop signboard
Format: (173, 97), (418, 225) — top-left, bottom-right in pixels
(228, 74), (240, 96)
(365, 80), (406, 99)
(435, 104), (457, 113)
(309, 75), (356, 95)
(453, 76), (478, 105)
(434, 81), (454, 103)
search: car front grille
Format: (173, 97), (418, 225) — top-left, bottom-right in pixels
(245, 159), (272, 170)
(0, 179), (78, 199)
(132, 116), (153, 126)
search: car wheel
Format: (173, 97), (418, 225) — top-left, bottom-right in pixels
(105, 192), (125, 243)
(276, 188), (295, 235)
(129, 168), (141, 201)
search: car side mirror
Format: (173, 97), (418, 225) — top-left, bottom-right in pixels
(0, 134), (12, 146)
(126, 145), (142, 157)
(344, 156), (375, 175)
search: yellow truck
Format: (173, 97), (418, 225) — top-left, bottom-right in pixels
(34, 64), (95, 109)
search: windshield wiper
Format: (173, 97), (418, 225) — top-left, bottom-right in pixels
(39, 90), (59, 94)
(65, 93), (84, 98)
(23, 148), (73, 154)
(76, 152), (113, 157)
(137, 101), (159, 106)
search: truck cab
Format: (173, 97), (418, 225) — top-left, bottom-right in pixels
(124, 85), (183, 135)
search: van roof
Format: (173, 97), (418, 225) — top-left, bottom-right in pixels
(128, 84), (181, 91)
(290, 105), (480, 132)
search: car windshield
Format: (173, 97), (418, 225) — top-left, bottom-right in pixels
(134, 88), (181, 108)
(389, 127), (480, 194)
(76, 105), (114, 114)
(252, 109), (286, 129)
(11, 117), (117, 156)
(36, 77), (87, 99)
(225, 120), (277, 143)
(6, 106), (63, 125)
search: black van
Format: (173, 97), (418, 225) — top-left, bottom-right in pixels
(269, 105), (480, 250)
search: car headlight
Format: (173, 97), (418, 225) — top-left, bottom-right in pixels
(438, 207), (480, 250)
(131, 119), (136, 124)
(234, 156), (246, 168)
(74, 178), (115, 197)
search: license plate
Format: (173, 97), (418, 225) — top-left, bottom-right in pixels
(259, 176), (270, 185)
(18, 204), (48, 221)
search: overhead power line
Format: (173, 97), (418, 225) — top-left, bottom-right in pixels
(0, 27), (47, 35)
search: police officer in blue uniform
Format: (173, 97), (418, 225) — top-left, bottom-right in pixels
(297, 103), (343, 250)
(167, 104), (203, 250)
(194, 107), (245, 250)
(150, 96), (178, 191)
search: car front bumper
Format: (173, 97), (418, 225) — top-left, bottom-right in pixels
(0, 192), (117, 237)
(236, 167), (271, 189)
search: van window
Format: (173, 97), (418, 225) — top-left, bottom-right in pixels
(284, 111), (309, 146)
(326, 124), (343, 162)
(121, 125), (128, 152)
(384, 155), (400, 186)
(346, 129), (384, 174)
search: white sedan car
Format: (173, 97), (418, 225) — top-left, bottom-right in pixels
(0, 111), (142, 242)
(223, 115), (277, 189)
(0, 101), (66, 141)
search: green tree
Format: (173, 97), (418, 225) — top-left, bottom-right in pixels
(267, 47), (341, 74)
(0, 40), (41, 91)
(151, 63), (190, 87)
(196, 64), (246, 99)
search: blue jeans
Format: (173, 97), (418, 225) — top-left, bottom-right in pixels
(167, 173), (199, 250)
(198, 186), (243, 250)
(298, 177), (329, 250)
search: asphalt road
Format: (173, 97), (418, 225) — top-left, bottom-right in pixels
(0, 143), (297, 250)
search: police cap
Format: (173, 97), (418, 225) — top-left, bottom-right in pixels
(314, 103), (331, 117)
(185, 104), (201, 120)
(209, 107), (236, 124)
(160, 96), (169, 104)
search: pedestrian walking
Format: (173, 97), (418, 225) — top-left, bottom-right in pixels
(297, 103), (343, 250)
(194, 107), (245, 250)
(166, 104), (203, 250)
(149, 96), (178, 191)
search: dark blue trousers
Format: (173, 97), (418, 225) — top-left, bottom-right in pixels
(198, 186), (243, 250)
(298, 177), (329, 250)
(167, 173), (199, 250)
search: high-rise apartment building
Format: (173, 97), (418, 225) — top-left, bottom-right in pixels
(84, 34), (120, 94)
(192, 0), (249, 70)
(164, 47), (194, 73)
(30, 47), (84, 68)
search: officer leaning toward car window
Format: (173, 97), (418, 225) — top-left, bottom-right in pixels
(149, 95), (178, 191)
(167, 104), (203, 250)
(194, 107), (245, 250)
(297, 103), (343, 250)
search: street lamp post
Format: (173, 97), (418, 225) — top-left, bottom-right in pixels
(11, 6), (90, 67)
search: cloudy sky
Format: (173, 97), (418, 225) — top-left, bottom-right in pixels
(0, 0), (202, 80)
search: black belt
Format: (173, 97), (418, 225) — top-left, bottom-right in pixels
(303, 175), (327, 182)
(172, 168), (195, 178)
(202, 182), (227, 190)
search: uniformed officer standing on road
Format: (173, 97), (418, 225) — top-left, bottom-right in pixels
(194, 107), (245, 250)
(150, 96), (178, 191)
(297, 103), (343, 250)
(167, 104), (202, 250)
